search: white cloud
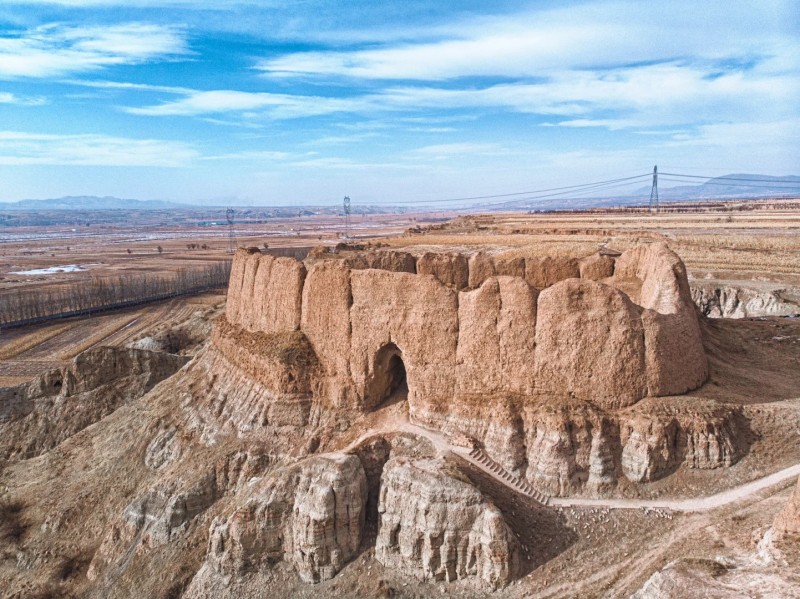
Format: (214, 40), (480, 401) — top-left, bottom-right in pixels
(200, 149), (297, 161)
(256, 1), (799, 81)
(663, 119), (800, 148)
(0, 23), (188, 78)
(0, 91), (46, 105)
(379, 62), (798, 129)
(63, 78), (193, 94)
(117, 55), (798, 133)
(0, 131), (198, 166)
(409, 142), (505, 159)
(124, 89), (371, 119)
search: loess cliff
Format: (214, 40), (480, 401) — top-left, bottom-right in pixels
(0, 241), (767, 598)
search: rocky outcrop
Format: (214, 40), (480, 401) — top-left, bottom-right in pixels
(772, 475), (800, 540)
(197, 453), (366, 584)
(415, 394), (746, 495)
(375, 456), (519, 590)
(632, 557), (800, 599)
(180, 347), (315, 440)
(691, 282), (800, 318)
(88, 471), (219, 580)
(0, 347), (188, 461)
(523, 399), (618, 495)
(620, 400), (745, 483)
(88, 447), (272, 584)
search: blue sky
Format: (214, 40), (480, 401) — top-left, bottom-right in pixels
(0, 0), (797, 206)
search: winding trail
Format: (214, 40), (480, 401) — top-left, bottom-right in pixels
(348, 413), (800, 513)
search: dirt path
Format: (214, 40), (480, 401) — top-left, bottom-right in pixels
(355, 416), (800, 513)
(547, 462), (800, 511)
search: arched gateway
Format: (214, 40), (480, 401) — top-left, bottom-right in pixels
(364, 343), (407, 410)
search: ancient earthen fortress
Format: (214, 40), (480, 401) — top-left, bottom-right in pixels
(213, 242), (719, 494)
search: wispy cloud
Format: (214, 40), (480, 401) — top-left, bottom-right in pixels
(118, 58), (797, 131)
(378, 62), (798, 129)
(0, 91), (46, 105)
(200, 149), (297, 161)
(63, 78), (194, 94)
(255, 2), (799, 81)
(124, 89), (373, 119)
(409, 142), (504, 159)
(0, 23), (188, 78)
(0, 131), (198, 166)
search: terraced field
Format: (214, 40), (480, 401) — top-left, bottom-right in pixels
(0, 294), (224, 386)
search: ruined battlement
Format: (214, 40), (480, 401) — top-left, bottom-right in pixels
(217, 242), (707, 415)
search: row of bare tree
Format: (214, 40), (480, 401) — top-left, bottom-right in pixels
(0, 261), (231, 326)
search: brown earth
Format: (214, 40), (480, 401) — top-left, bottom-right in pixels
(1, 204), (799, 598)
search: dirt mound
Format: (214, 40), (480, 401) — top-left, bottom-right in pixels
(0, 346), (188, 462)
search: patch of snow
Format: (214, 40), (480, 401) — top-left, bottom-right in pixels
(11, 264), (87, 275)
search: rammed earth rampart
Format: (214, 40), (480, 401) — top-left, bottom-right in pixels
(218, 242), (707, 414)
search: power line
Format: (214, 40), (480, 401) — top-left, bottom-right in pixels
(482, 177), (654, 210)
(660, 173), (800, 184)
(342, 168), (797, 213)
(390, 173), (651, 206)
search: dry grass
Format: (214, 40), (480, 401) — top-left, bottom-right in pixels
(55, 314), (138, 360)
(0, 322), (76, 360)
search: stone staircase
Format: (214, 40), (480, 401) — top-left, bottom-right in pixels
(468, 447), (550, 506)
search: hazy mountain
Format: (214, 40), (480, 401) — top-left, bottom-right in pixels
(631, 174), (800, 201)
(0, 196), (194, 210)
(488, 173), (800, 212)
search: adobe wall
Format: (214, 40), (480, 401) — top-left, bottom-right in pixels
(217, 242), (707, 415)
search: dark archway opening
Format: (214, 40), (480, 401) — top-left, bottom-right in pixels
(365, 343), (408, 410)
(386, 353), (407, 396)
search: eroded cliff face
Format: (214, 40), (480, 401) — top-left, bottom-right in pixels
(189, 453), (367, 588)
(0, 347), (188, 461)
(411, 394), (746, 496)
(375, 456), (520, 590)
(691, 282), (800, 318)
(210, 242), (717, 496)
(620, 399), (745, 483)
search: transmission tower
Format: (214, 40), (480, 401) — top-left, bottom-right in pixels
(226, 208), (237, 253)
(343, 196), (351, 239)
(648, 165), (659, 213)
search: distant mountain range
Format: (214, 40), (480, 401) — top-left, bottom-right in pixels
(1, 175), (799, 212)
(0, 196), (193, 210)
(631, 174), (800, 201)
(482, 173), (800, 211)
